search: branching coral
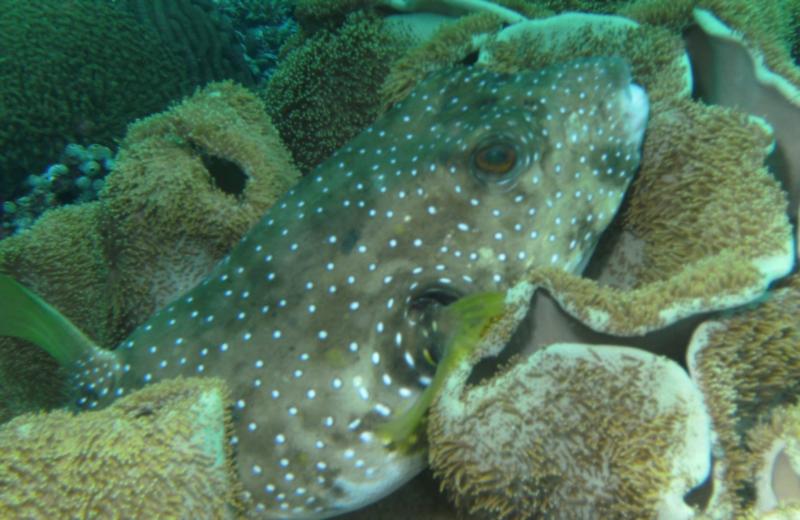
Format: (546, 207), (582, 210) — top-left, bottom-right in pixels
(0, 377), (237, 518)
(1, 143), (114, 237)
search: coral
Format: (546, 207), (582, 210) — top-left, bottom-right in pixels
(294, 0), (377, 31)
(377, 291), (508, 452)
(115, 0), (254, 86)
(0, 81), (299, 422)
(545, 0), (800, 68)
(539, 0), (629, 12)
(524, 100), (793, 335)
(101, 80), (299, 331)
(381, 12), (506, 107)
(216, 0), (298, 84)
(623, 0), (800, 86)
(0, 0), (191, 203)
(684, 7), (800, 216)
(224, 0), (293, 25)
(745, 401), (800, 516)
(687, 279), (800, 516)
(381, 0), (528, 22)
(372, 8), (797, 515)
(408, 6), (797, 517)
(0, 377), (238, 518)
(263, 13), (410, 173)
(381, 0), (800, 216)
(382, 10), (685, 110)
(475, 12), (689, 104)
(1, 144), (114, 237)
(599, 1), (800, 214)
(429, 342), (711, 519)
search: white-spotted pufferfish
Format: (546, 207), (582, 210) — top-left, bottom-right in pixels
(0, 57), (649, 518)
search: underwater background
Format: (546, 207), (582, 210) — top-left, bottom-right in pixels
(1, 0), (800, 518)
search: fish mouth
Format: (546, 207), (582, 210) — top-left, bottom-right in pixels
(407, 284), (465, 364)
(409, 284), (463, 311)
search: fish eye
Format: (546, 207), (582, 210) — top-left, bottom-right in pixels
(471, 137), (520, 186)
(474, 143), (516, 173)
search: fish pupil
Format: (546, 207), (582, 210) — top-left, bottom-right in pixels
(472, 139), (518, 180)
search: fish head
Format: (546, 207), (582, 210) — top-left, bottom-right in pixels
(390, 56), (647, 284)
(354, 57), (649, 360)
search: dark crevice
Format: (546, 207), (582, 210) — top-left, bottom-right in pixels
(460, 50), (479, 66)
(684, 457), (714, 510)
(465, 311), (533, 387)
(200, 152), (248, 196)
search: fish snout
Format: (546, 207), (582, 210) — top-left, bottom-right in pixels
(619, 83), (650, 146)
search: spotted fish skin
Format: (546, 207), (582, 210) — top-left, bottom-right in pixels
(75, 57), (648, 518)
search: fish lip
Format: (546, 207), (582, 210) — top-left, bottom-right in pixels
(408, 283), (464, 311)
(406, 283), (466, 364)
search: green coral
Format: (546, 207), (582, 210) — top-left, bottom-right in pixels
(263, 12), (410, 173)
(225, 0), (294, 25)
(0, 377), (237, 518)
(533, 0), (629, 13)
(115, 0), (254, 86)
(294, 0), (377, 32)
(0, 0), (192, 202)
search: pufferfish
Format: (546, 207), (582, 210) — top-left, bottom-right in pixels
(0, 57), (648, 518)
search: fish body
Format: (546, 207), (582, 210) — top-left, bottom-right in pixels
(47, 58), (648, 518)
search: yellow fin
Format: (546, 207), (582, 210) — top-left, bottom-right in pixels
(0, 273), (105, 367)
(376, 291), (506, 452)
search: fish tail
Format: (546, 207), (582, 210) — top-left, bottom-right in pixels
(0, 273), (121, 407)
(377, 291), (507, 452)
